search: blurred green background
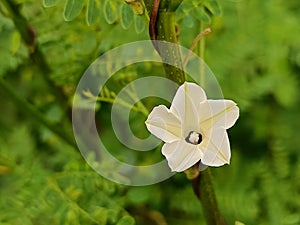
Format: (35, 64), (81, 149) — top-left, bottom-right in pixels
(0, 0), (300, 224)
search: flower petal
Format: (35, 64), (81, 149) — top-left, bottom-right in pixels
(199, 100), (239, 131)
(198, 162), (208, 171)
(162, 140), (203, 172)
(145, 105), (181, 143)
(200, 127), (231, 166)
(170, 82), (207, 135)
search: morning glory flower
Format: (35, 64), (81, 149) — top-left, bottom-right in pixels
(145, 82), (239, 172)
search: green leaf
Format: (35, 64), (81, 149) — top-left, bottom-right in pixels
(134, 15), (145, 34)
(116, 216), (135, 225)
(63, 0), (85, 21)
(42, 0), (59, 7)
(274, 75), (297, 107)
(10, 31), (21, 54)
(204, 0), (222, 16)
(235, 221), (246, 225)
(59, 206), (70, 225)
(120, 3), (134, 29)
(92, 207), (108, 225)
(193, 7), (211, 23)
(87, 0), (101, 25)
(103, 0), (118, 24)
(127, 187), (152, 204)
(183, 13), (195, 28)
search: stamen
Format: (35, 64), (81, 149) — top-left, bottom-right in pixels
(185, 131), (202, 145)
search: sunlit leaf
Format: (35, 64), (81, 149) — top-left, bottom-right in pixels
(10, 31), (21, 54)
(204, 0), (222, 16)
(235, 221), (246, 225)
(120, 3), (134, 29)
(43, 0), (59, 7)
(93, 207), (108, 224)
(63, 0), (85, 21)
(86, 0), (101, 25)
(183, 13), (195, 28)
(103, 0), (118, 24)
(193, 7), (211, 23)
(117, 215), (135, 225)
(134, 14), (145, 34)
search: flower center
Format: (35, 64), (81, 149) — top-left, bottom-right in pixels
(185, 131), (202, 145)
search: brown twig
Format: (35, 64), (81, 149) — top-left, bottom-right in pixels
(149, 0), (161, 52)
(192, 169), (227, 225)
(192, 174), (201, 199)
(183, 27), (211, 66)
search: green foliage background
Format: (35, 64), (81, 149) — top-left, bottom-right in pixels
(1, 0), (300, 224)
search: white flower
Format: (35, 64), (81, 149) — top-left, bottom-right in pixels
(145, 82), (239, 172)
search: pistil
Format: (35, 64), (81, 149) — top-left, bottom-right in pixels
(185, 131), (202, 145)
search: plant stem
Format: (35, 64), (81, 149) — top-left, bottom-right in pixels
(1, 0), (36, 49)
(147, 2), (226, 224)
(192, 23), (226, 225)
(156, 11), (185, 84)
(193, 169), (227, 225)
(183, 27), (211, 67)
(148, 0), (185, 85)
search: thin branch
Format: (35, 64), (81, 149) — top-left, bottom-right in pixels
(146, 2), (225, 225)
(183, 27), (211, 66)
(125, 83), (149, 116)
(192, 169), (227, 225)
(192, 173), (201, 199)
(83, 90), (149, 116)
(149, 0), (161, 52)
(47, 179), (99, 224)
